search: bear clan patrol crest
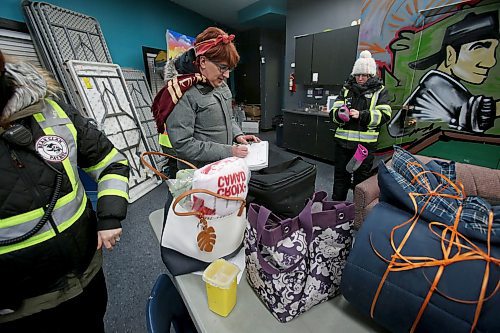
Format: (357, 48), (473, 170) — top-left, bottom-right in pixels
(35, 135), (69, 162)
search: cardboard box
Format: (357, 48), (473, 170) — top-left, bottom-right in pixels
(246, 115), (261, 121)
(243, 104), (261, 118)
(241, 120), (260, 134)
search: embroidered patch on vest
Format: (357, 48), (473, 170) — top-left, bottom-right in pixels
(35, 135), (69, 162)
(364, 93), (373, 98)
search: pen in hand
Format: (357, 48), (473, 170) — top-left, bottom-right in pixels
(232, 144), (249, 158)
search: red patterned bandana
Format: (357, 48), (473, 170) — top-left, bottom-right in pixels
(194, 34), (235, 56)
(152, 73), (207, 133)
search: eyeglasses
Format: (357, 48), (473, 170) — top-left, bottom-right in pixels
(209, 60), (233, 74)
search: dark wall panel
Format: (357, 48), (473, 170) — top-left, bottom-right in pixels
(260, 29), (285, 129)
(284, 0), (361, 110)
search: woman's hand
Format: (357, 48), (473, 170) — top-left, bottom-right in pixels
(97, 228), (122, 250)
(349, 109), (360, 119)
(235, 134), (261, 144)
(232, 144), (249, 158)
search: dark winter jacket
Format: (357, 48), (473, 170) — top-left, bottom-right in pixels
(330, 76), (392, 149)
(0, 98), (129, 309)
(0, 72), (129, 320)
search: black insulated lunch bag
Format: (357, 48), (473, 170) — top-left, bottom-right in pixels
(247, 157), (317, 218)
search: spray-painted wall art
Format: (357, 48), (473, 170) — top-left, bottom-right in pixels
(359, 0), (500, 149)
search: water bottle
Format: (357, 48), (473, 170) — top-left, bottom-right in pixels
(346, 144), (368, 173)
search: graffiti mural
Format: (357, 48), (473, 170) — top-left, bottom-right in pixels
(359, 0), (500, 148)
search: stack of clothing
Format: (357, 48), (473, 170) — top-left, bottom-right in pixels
(341, 147), (499, 333)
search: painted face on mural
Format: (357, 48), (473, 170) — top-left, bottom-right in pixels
(445, 38), (499, 84)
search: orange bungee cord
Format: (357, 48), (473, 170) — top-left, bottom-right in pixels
(370, 161), (499, 333)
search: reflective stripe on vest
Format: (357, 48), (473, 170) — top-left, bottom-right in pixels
(375, 104), (392, 118)
(332, 101), (344, 109)
(158, 130), (172, 148)
(333, 86), (385, 142)
(367, 89), (382, 128)
(82, 148), (128, 180)
(0, 99), (86, 255)
(98, 174), (129, 200)
(334, 129), (379, 143)
(83, 148), (129, 201)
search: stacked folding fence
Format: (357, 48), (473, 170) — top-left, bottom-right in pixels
(23, 1), (162, 201)
(122, 68), (168, 171)
(0, 27), (43, 68)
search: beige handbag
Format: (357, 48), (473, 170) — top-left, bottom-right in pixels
(140, 152), (248, 263)
(163, 188), (246, 262)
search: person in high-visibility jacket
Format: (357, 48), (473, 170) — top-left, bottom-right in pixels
(0, 51), (129, 332)
(330, 51), (392, 201)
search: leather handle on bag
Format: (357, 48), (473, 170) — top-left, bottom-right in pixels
(140, 151), (197, 180)
(172, 188), (246, 218)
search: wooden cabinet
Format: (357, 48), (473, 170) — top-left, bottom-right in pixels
(294, 25), (359, 85)
(328, 25), (359, 85)
(294, 34), (313, 84)
(311, 31), (335, 85)
(315, 117), (336, 161)
(283, 112), (316, 153)
(283, 110), (335, 162)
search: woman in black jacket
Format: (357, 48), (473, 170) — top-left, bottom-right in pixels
(0, 50), (129, 332)
(330, 51), (392, 200)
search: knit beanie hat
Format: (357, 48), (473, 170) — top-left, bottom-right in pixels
(351, 50), (376, 76)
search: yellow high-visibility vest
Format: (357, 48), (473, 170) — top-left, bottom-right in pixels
(331, 86), (391, 143)
(158, 129), (172, 148)
(0, 99), (128, 255)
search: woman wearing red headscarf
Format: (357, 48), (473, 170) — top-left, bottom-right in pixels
(152, 27), (259, 169)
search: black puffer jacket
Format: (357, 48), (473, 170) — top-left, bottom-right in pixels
(0, 101), (129, 309)
(332, 76), (390, 149)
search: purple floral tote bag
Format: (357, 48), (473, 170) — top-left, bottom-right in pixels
(244, 191), (354, 322)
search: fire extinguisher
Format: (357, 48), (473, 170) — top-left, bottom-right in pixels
(288, 73), (296, 93)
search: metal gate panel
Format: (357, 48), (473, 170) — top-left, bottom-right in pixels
(22, 1), (113, 114)
(23, 1), (77, 107)
(122, 68), (168, 170)
(66, 61), (160, 202)
(0, 28), (42, 67)
(36, 1), (112, 63)
(22, 3), (58, 76)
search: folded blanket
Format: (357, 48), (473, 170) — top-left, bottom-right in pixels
(380, 146), (499, 244)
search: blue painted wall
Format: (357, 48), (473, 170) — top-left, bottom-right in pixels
(0, 0), (215, 70)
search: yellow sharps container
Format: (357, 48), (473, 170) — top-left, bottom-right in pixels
(202, 259), (240, 317)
